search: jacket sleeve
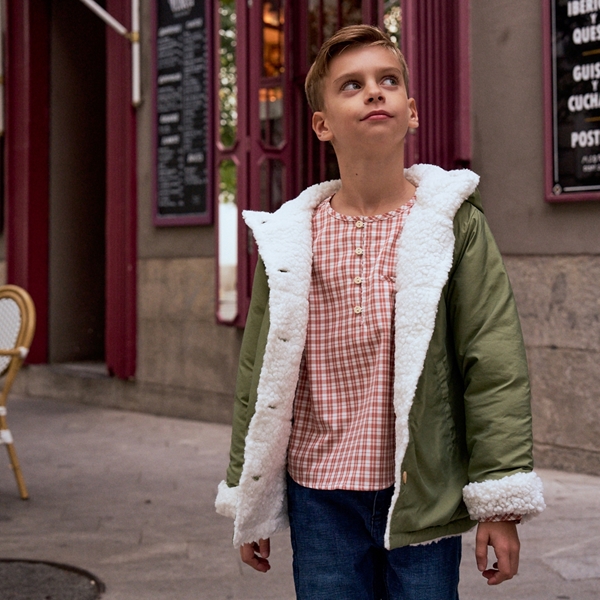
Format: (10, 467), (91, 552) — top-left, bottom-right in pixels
(215, 259), (270, 519)
(447, 201), (545, 521)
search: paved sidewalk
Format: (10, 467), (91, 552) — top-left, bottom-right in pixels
(0, 395), (599, 599)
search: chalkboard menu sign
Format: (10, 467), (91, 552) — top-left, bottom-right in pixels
(155, 0), (211, 224)
(548, 0), (600, 198)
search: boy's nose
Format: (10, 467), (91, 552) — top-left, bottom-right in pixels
(365, 82), (385, 103)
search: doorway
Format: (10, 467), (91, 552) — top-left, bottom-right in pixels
(48, 0), (106, 364)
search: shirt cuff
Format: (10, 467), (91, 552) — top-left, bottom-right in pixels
(480, 513), (522, 524)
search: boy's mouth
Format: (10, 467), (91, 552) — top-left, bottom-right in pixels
(361, 110), (392, 121)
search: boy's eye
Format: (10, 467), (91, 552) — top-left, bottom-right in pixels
(382, 76), (399, 86)
(341, 81), (361, 91)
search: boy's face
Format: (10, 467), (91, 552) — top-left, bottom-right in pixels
(312, 45), (418, 152)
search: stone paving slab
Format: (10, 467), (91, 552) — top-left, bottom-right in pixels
(0, 395), (599, 599)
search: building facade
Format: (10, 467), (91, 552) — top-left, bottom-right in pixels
(2, 1), (599, 475)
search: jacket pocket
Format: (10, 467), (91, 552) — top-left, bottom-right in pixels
(395, 350), (468, 532)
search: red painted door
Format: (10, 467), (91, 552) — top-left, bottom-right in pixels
(105, 0), (137, 379)
(5, 1), (137, 378)
(5, 0), (51, 363)
(402, 0), (471, 169)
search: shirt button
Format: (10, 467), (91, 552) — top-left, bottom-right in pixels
(355, 247), (364, 256)
(355, 220), (364, 229)
(354, 276), (362, 284)
(354, 306), (363, 314)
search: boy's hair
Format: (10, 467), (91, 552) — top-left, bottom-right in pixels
(305, 25), (409, 113)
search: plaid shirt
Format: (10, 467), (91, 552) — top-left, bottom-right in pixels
(287, 196), (415, 490)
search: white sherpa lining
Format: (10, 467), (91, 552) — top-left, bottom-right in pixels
(215, 481), (239, 520)
(410, 532), (468, 547)
(220, 180), (341, 547)
(383, 165), (479, 549)
(462, 471), (546, 522)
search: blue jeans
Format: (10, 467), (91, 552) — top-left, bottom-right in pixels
(287, 474), (461, 600)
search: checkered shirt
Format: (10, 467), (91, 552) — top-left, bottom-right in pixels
(287, 196), (415, 490)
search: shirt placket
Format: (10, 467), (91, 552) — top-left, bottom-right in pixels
(353, 218), (366, 321)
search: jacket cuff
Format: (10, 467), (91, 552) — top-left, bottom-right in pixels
(215, 480), (238, 520)
(462, 471), (546, 522)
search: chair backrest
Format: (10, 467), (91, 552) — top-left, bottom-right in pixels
(0, 286), (36, 378)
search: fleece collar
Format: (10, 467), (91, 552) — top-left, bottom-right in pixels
(243, 165), (479, 282)
(243, 178), (341, 285)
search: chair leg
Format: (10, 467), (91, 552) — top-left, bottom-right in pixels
(5, 443), (28, 500)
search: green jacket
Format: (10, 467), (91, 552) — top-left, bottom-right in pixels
(215, 164), (545, 549)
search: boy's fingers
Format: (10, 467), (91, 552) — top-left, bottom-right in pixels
(483, 529), (520, 585)
(498, 528), (520, 582)
(508, 539), (520, 578)
(240, 542), (271, 573)
(492, 545), (513, 584)
(474, 529), (489, 572)
(240, 543), (255, 564)
(475, 521), (521, 584)
(259, 538), (271, 558)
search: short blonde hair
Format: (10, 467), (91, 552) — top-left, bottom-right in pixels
(305, 25), (409, 113)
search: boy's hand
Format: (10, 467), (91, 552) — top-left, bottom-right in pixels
(240, 538), (271, 572)
(475, 521), (520, 585)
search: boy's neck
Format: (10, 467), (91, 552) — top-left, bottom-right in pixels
(330, 148), (415, 217)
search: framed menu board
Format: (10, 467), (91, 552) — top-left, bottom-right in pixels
(544, 0), (600, 201)
(154, 0), (212, 224)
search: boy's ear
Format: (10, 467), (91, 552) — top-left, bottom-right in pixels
(312, 111), (333, 142)
(408, 98), (419, 129)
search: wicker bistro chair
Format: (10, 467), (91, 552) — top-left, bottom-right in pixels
(0, 285), (36, 500)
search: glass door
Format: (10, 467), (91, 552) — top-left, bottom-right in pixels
(215, 0), (247, 324)
(216, 0), (404, 325)
(251, 0), (290, 214)
(291, 1), (402, 191)
(216, 0), (295, 324)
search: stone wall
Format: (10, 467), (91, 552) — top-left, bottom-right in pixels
(471, 1), (600, 477)
(505, 256), (600, 475)
(137, 257), (241, 422)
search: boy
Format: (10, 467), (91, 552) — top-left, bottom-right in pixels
(216, 25), (545, 599)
